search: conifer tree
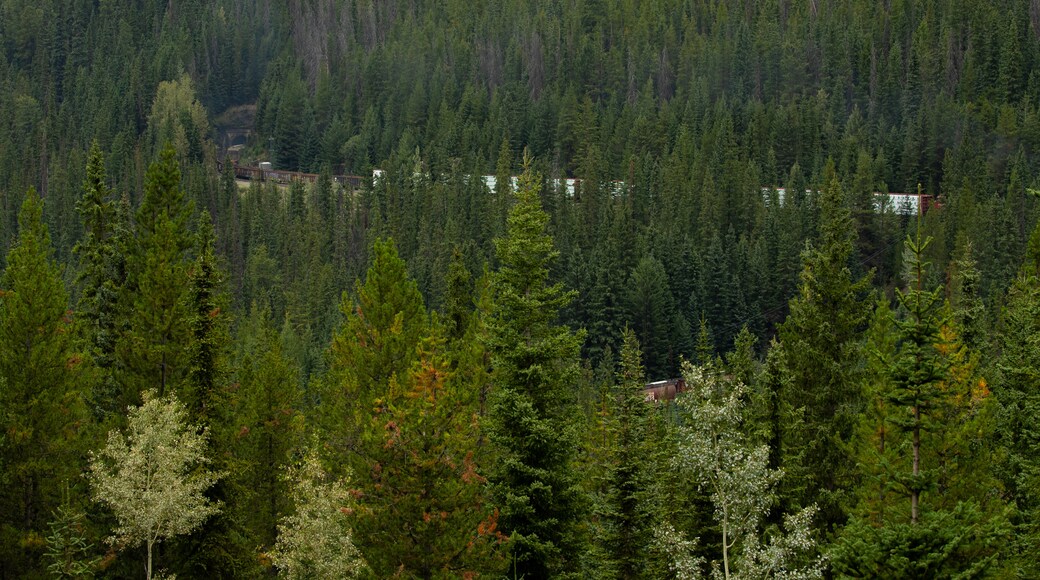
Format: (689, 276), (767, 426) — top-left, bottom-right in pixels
(176, 210), (246, 578)
(833, 236), (1008, 578)
(117, 144), (194, 403)
(323, 237), (427, 455)
(233, 304), (304, 552)
(889, 234), (947, 524)
(0, 188), (87, 576)
(625, 255), (689, 378)
(74, 141), (127, 416)
(776, 168), (873, 529)
(183, 211), (231, 422)
(484, 154), (588, 578)
(355, 327), (505, 577)
(994, 269), (1040, 574)
(443, 245), (473, 342)
(597, 329), (665, 579)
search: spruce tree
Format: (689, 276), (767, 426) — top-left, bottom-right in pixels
(0, 189), (87, 577)
(117, 144), (194, 403)
(832, 235), (1008, 577)
(183, 211), (231, 422)
(994, 270), (1040, 574)
(597, 330), (665, 579)
(484, 155), (588, 578)
(74, 141), (126, 416)
(176, 210), (246, 578)
(776, 168), (873, 529)
(232, 304), (304, 553)
(889, 234), (947, 524)
(624, 255), (689, 378)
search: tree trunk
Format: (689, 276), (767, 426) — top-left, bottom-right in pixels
(911, 408), (920, 524)
(722, 510), (731, 580)
(147, 540), (153, 580)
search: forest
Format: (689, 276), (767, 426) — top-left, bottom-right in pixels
(2, 0), (1040, 577)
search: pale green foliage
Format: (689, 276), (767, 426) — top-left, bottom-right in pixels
(146, 74), (211, 162)
(653, 524), (706, 580)
(735, 508), (822, 580)
(675, 363), (823, 580)
(88, 390), (219, 579)
(269, 449), (365, 579)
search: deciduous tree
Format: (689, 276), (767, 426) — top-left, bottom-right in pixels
(88, 390), (220, 580)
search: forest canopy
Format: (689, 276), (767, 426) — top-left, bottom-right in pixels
(1, 0), (1040, 577)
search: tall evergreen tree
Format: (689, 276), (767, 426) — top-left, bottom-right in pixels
(117, 144), (194, 403)
(484, 155), (588, 578)
(890, 234), (948, 524)
(994, 269), (1040, 574)
(596, 329), (666, 579)
(183, 211), (231, 421)
(833, 234), (1009, 578)
(74, 141), (127, 417)
(356, 327), (505, 577)
(232, 304), (305, 555)
(323, 237), (427, 455)
(776, 168), (873, 529)
(0, 188), (87, 577)
(624, 255), (690, 378)
(176, 210), (247, 578)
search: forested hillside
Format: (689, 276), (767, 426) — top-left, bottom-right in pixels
(2, 0), (1040, 577)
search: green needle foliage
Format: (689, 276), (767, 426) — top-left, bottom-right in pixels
(0, 188), (88, 575)
(485, 154), (588, 578)
(117, 144), (194, 404)
(595, 329), (667, 579)
(75, 141), (127, 418)
(44, 502), (100, 579)
(776, 167), (873, 530)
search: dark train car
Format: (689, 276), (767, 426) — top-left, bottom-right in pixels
(644, 378), (686, 402)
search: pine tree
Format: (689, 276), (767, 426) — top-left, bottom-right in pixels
(355, 328), (505, 577)
(74, 141), (126, 417)
(994, 271), (1040, 574)
(949, 241), (986, 353)
(597, 329), (665, 579)
(43, 501), (100, 579)
(776, 168), (873, 529)
(833, 235), (1009, 577)
(323, 237), (427, 457)
(624, 255), (689, 378)
(443, 245), (472, 342)
(117, 144), (194, 403)
(0, 188), (87, 576)
(484, 154), (588, 578)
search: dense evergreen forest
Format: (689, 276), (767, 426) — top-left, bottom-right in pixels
(3, 0), (1040, 577)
